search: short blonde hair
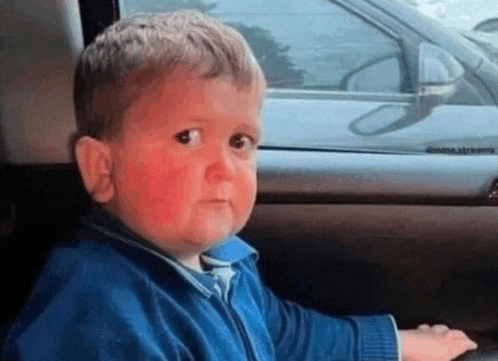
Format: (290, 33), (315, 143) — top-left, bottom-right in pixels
(73, 10), (266, 141)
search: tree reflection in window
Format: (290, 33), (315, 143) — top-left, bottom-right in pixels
(123, 1), (306, 89)
(225, 23), (306, 89)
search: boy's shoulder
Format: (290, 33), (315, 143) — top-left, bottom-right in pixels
(41, 221), (138, 285)
(14, 224), (147, 321)
(39, 215), (172, 293)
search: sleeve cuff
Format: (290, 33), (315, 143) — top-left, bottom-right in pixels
(388, 314), (403, 361)
(351, 314), (400, 361)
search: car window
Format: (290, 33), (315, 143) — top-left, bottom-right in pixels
(120, 0), (403, 93)
(118, 0), (498, 156)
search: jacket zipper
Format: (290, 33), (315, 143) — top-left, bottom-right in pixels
(226, 303), (257, 361)
(213, 284), (257, 361)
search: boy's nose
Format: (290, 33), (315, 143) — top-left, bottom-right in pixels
(205, 148), (236, 183)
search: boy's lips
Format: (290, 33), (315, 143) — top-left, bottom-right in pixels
(200, 199), (230, 204)
(199, 199), (233, 210)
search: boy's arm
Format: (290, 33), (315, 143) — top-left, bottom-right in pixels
(260, 282), (400, 360)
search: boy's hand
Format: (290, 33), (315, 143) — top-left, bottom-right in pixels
(399, 324), (478, 361)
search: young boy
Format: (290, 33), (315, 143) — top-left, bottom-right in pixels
(3, 10), (478, 360)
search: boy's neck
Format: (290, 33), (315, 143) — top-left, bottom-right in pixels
(177, 253), (204, 273)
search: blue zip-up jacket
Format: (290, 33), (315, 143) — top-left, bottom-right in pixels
(3, 211), (400, 360)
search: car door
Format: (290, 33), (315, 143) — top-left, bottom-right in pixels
(203, 0), (498, 343)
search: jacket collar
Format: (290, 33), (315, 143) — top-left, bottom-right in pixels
(82, 210), (258, 297)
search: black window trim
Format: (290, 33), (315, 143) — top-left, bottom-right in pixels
(78, 0), (120, 47)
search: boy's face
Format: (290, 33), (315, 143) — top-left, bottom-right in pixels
(107, 70), (263, 259)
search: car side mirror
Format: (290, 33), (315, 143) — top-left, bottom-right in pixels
(417, 42), (465, 115)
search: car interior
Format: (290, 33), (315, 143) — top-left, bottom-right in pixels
(3, 0), (498, 360)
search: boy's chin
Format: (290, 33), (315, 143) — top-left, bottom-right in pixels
(192, 224), (234, 246)
(197, 216), (235, 235)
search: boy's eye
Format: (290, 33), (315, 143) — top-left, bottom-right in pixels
(174, 129), (201, 146)
(229, 133), (254, 150)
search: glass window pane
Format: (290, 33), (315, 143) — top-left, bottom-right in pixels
(119, 0), (403, 93)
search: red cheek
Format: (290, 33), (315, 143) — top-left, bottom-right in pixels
(134, 148), (193, 225)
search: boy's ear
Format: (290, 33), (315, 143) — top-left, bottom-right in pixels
(75, 136), (115, 204)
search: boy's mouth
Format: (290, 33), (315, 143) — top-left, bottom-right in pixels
(200, 199), (230, 204)
(199, 199), (232, 210)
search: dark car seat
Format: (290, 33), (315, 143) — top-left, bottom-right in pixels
(0, 162), (93, 342)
